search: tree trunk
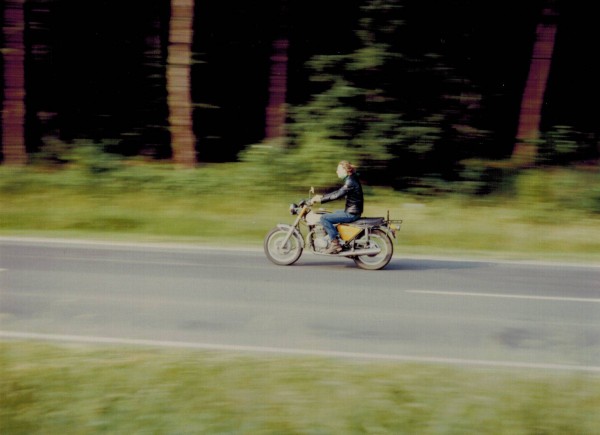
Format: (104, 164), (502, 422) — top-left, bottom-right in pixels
(265, 38), (288, 145)
(2, 0), (27, 165)
(264, 0), (288, 146)
(511, 1), (558, 167)
(167, 0), (196, 167)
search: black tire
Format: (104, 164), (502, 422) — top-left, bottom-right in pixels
(352, 229), (394, 270)
(264, 227), (303, 266)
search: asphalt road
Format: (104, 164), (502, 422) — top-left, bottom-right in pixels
(1, 237), (599, 371)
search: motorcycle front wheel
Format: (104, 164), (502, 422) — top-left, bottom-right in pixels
(264, 227), (303, 266)
(352, 229), (394, 270)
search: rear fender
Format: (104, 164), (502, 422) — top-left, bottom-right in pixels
(374, 225), (397, 242)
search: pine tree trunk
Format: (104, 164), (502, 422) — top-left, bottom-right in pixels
(167, 0), (196, 166)
(264, 0), (288, 146)
(265, 38), (288, 145)
(2, 0), (27, 165)
(511, 1), (558, 167)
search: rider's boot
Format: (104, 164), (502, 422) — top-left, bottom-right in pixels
(325, 238), (342, 254)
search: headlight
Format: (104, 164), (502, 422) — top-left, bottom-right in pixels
(289, 203), (298, 215)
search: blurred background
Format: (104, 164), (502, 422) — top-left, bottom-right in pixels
(1, 0), (599, 249)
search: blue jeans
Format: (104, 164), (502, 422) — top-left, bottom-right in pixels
(321, 210), (360, 241)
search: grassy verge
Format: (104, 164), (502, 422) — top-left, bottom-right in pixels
(1, 163), (599, 261)
(2, 341), (600, 434)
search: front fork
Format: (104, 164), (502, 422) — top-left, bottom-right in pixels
(279, 206), (307, 247)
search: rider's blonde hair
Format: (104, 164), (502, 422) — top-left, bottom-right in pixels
(338, 160), (356, 175)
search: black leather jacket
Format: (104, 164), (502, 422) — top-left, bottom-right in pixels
(320, 173), (363, 215)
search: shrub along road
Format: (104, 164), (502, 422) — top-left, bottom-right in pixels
(1, 237), (599, 372)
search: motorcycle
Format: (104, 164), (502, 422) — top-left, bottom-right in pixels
(264, 188), (402, 270)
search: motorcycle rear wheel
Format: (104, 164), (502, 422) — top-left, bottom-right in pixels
(264, 227), (303, 266)
(352, 229), (393, 270)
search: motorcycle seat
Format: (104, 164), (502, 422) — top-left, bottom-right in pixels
(351, 217), (385, 226)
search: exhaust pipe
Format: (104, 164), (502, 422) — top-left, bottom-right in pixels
(337, 247), (381, 257)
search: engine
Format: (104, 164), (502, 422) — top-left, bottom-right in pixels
(309, 226), (329, 252)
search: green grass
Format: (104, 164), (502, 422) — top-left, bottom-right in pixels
(1, 163), (599, 261)
(2, 342), (600, 434)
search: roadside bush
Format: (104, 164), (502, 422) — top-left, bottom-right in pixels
(3, 143), (600, 215)
(539, 126), (598, 165)
(514, 168), (600, 214)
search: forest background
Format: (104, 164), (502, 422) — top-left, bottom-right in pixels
(1, 0), (599, 258)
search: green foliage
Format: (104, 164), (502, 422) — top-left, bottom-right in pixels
(284, 0), (489, 190)
(515, 168), (600, 215)
(539, 125), (597, 165)
(457, 162), (600, 215)
(274, 0), (598, 193)
(32, 138), (124, 171)
(459, 159), (518, 196)
(18, 0), (598, 198)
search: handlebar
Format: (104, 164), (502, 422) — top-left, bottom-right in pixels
(298, 198), (313, 207)
(290, 199), (313, 215)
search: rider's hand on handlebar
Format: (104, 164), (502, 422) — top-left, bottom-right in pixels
(311, 195), (323, 205)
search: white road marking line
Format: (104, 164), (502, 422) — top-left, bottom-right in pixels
(1, 330), (599, 373)
(0, 236), (261, 254)
(407, 289), (600, 303)
(4, 254), (262, 270)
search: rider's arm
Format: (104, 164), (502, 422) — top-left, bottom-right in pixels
(320, 180), (351, 204)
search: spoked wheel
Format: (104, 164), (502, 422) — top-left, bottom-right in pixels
(264, 227), (303, 266)
(352, 229), (394, 270)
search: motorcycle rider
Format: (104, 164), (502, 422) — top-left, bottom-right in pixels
(311, 161), (363, 254)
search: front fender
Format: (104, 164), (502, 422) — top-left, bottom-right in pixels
(276, 224), (305, 248)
